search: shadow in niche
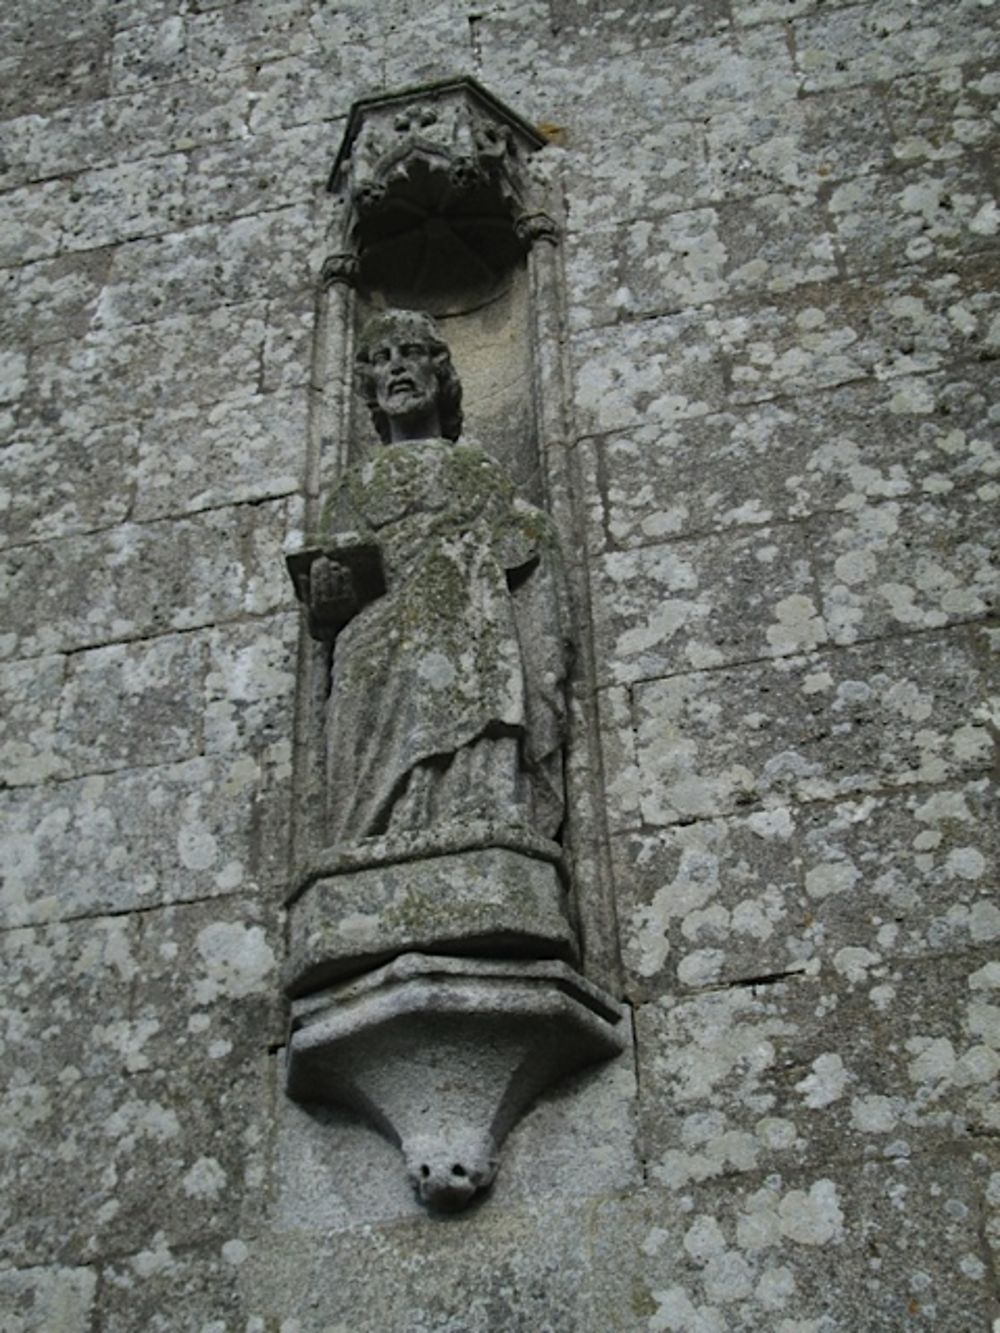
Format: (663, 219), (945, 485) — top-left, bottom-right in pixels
(357, 197), (523, 319)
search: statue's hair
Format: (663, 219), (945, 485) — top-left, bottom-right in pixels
(355, 309), (463, 443)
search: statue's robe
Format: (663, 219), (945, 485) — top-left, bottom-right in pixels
(319, 438), (571, 848)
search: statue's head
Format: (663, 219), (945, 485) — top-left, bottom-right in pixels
(355, 308), (463, 444)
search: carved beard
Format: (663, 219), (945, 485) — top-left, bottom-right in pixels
(382, 378), (435, 420)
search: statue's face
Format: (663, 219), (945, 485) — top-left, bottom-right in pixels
(369, 336), (439, 426)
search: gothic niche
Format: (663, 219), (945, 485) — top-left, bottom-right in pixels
(283, 80), (626, 1212)
(325, 77), (559, 316)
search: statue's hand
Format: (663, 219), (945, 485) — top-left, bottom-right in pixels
(311, 555), (354, 605)
(307, 555), (357, 641)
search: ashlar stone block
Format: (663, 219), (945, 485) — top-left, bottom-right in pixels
(568, 193), (840, 333)
(549, 0), (731, 51)
(613, 777), (997, 1002)
(777, 363), (999, 518)
(248, 55), (368, 133)
(0, 498), (291, 660)
(0, 1265), (96, 1333)
(704, 265), (998, 407)
(2, 615), (295, 793)
(576, 404), (834, 556)
(0, 421), (137, 549)
(484, 26), (798, 140)
(0, 654), (68, 787)
(0, 71), (251, 191)
(0, 30), (110, 120)
(24, 302), (267, 435)
(612, 812), (806, 1002)
(0, 914), (138, 1090)
(203, 611), (298, 759)
(795, 778), (999, 960)
(0, 0), (107, 53)
(259, 290), (315, 393)
(586, 1151), (997, 1332)
(828, 154), (999, 277)
(590, 519), (824, 686)
(57, 632), (209, 776)
(248, 1143), (998, 1330)
(634, 948), (998, 1192)
(794, 0), (1000, 94)
(566, 117), (711, 234)
(481, 26), (798, 232)
(97, 1245), (251, 1333)
(110, 0), (316, 97)
(97, 206), (318, 331)
(617, 629), (992, 828)
(380, 0), (488, 88)
(0, 249), (113, 351)
(0, 155), (190, 268)
(884, 65), (1000, 168)
(616, 195), (837, 321)
(305, 1), (383, 52)
(814, 489), (997, 646)
(0, 178), (68, 268)
(61, 154), (190, 255)
(0, 753), (289, 928)
(133, 387), (305, 520)
(563, 225), (621, 332)
(0, 896), (281, 1267)
(127, 894), (284, 1082)
(704, 87), (895, 202)
(571, 313), (725, 438)
(242, 1195), (601, 1333)
(180, 122), (324, 229)
(732, 0), (856, 24)
(0, 1056), (274, 1270)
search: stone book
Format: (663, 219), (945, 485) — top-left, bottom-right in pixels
(286, 540), (386, 637)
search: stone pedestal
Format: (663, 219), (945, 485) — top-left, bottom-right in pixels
(284, 830), (578, 997)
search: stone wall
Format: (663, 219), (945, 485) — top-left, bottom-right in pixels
(1, 1), (997, 1329)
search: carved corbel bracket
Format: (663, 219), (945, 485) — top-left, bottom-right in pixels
(287, 954), (628, 1211)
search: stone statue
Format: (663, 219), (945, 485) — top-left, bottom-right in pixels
(283, 93), (628, 1217)
(297, 309), (572, 853)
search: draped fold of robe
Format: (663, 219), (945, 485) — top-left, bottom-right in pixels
(319, 438), (572, 849)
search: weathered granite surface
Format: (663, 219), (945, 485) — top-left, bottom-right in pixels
(1, 0), (996, 1327)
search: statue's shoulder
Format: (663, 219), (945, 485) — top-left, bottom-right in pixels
(512, 495), (561, 544)
(449, 437), (507, 473)
(494, 495), (563, 571)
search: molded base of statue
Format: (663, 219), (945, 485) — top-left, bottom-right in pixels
(285, 952), (629, 1211)
(283, 825), (577, 997)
